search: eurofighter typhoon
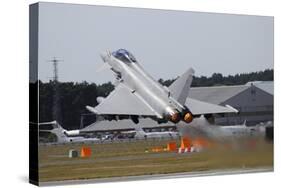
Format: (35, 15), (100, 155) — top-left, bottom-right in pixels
(86, 49), (238, 124)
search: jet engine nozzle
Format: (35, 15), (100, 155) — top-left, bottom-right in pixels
(169, 112), (181, 123)
(182, 112), (193, 123)
(165, 107), (181, 123)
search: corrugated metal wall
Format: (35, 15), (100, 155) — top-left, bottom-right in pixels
(217, 86), (273, 125)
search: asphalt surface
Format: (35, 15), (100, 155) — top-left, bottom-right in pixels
(39, 167), (273, 186)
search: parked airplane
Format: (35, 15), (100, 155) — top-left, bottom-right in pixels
(179, 116), (267, 139)
(86, 49), (237, 124)
(134, 125), (179, 139)
(39, 121), (100, 143)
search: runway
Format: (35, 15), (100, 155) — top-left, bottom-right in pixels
(38, 138), (273, 184)
(40, 167), (273, 186)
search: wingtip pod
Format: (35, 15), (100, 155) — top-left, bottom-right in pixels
(225, 104), (239, 113)
(86, 105), (98, 114)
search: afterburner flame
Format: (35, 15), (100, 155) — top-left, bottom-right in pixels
(183, 112), (193, 123)
(170, 112), (181, 123)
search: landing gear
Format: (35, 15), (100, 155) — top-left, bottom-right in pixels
(131, 115), (139, 124)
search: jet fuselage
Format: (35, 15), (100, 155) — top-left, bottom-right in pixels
(101, 50), (191, 123)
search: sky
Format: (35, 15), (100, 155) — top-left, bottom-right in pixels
(37, 2), (274, 84)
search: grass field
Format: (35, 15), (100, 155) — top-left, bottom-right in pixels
(38, 137), (273, 182)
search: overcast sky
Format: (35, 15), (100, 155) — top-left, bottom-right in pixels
(38, 2), (273, 84)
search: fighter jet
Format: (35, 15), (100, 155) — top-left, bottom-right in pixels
(86, 49), (237, 124)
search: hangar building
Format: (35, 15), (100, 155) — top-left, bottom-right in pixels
(189, 81), (273, 126)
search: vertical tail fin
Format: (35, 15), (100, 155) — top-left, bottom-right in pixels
(39, 121), (69, 143)
(169, 68), (195, 105)
(49, 121), (70, 143)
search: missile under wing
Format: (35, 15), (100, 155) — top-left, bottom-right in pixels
(86, 49), (237, 124)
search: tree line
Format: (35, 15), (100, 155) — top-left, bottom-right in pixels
(159, 69), (273, 87)
(37, 69), (273, 130)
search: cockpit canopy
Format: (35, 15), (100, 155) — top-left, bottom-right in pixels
(112, 49), (137, 63)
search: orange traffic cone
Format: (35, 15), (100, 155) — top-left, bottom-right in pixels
(81, 147), (91, 157)
(180, 136), (191, 150)
(167, 142), (177, 151)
